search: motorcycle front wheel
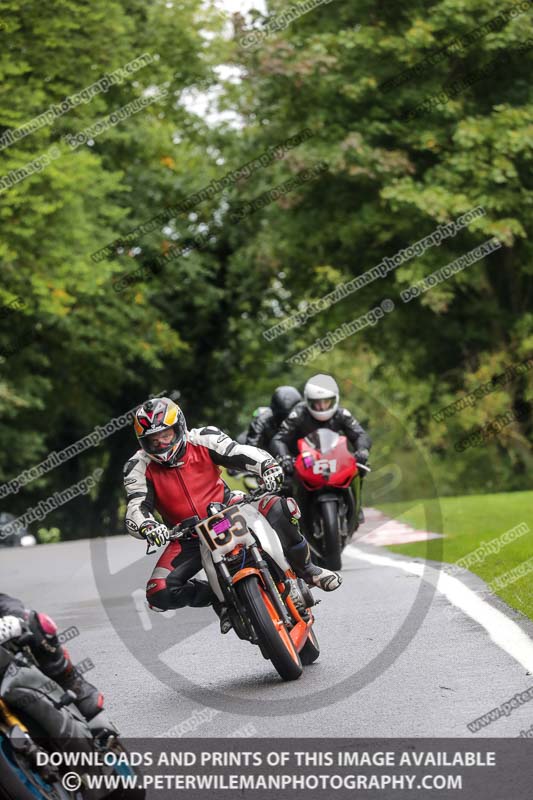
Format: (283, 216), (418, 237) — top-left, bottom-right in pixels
(320, 500), (342, 571)
(237, 575), (303, 682)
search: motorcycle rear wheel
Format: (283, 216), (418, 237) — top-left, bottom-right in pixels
(237, 576), (303, 681)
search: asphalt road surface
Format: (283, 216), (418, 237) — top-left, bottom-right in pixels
(3, 511), (533, 739)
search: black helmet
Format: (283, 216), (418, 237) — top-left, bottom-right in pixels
(270, 386), (302, 422)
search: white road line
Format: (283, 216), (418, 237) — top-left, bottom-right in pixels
(346, 545), (533, 673)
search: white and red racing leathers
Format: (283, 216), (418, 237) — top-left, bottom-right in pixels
(123, 426), (308, 610)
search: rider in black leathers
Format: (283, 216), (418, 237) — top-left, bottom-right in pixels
(271, 374), (371, 522)
(0, 593), (103, 720)
(246, 386), (302, 453)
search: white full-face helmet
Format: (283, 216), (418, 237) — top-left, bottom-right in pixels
(304, 374), (339, 422)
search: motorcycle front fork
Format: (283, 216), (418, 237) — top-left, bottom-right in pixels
(216, 546), (292, 640)
(311, 496), (352, 545)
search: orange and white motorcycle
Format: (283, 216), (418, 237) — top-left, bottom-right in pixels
(170, 489), (320, 681)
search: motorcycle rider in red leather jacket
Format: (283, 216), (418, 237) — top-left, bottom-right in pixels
(123, 396), (342, 632)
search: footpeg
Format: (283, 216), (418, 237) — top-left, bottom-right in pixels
(287, 580), (310, 621)
(297, 578), (317, 608)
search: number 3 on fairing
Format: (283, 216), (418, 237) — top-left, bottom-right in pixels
(199, 507), (247, 551)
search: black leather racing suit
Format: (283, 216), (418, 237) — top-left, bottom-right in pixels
(245, 407), (279, 452)
(271, 402), (371, 528)
(270, 402), (371, 459)
(0, 593), (103, 718)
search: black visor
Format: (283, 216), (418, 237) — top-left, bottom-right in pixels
(309, 397), (335, 411)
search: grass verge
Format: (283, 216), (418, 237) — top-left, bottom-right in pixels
(377, 491), (533, 621)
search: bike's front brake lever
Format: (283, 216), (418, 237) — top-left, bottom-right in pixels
(169, 525), (198, 541)
(241, 488), (268, 504)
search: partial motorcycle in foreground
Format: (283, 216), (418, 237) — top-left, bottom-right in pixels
(158, 489), (321, 681)
(292, 429), (370, 571)
(0, 618), (144, 800)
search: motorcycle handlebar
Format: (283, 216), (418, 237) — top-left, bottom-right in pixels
(290, 451), (371, 471)
(239, 486), (269, 504)
(169, 487), (270, 539)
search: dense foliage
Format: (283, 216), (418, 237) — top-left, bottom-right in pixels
(0, 0), (531, 538)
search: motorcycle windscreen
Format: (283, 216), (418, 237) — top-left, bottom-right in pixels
(304, 428), (339, 454)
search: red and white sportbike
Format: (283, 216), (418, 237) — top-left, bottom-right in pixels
(293, 428), (369, 571)
(168, 489), (320, 682)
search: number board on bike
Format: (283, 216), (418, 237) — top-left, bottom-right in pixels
(313, 458), (337, 474)
(196, 506), (249, 552)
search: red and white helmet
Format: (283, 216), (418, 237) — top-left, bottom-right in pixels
(133, 397), (187, 465)
(304, 374), (339, 422)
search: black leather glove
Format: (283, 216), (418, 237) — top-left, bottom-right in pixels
(278, 454), (295, 475)
(355, 448), (369, 466)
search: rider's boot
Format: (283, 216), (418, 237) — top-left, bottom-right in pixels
(358, 507), (365, 524)
(212, 599), (233, 634)
(28, 611), (104, 720)
(286, 539), (342, 592)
